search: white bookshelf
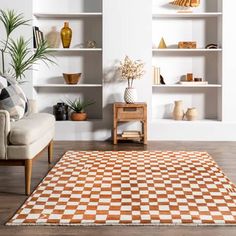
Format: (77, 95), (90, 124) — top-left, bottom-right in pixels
(51, 48), (102, 52)
(33, 0), (103, 120)
(152, 84), (222, 88)
(152, 13), (222, 18)
(152, 49), (222, 52)
(34, 13), (102, 18)
(152, 119), (221, 124)
(34, 84), (102, 88)
(35, 48), (102, 52)
(152, 0), (222, 122)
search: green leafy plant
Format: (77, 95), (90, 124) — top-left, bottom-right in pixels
(64, 98), (95, 113)
(0, 9), (54, 81)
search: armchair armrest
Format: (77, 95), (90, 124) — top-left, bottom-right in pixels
(0, 110), (10, 160)
(27, 99), (38, 114)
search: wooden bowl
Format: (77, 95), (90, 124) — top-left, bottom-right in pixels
(63, 73), (82, 85)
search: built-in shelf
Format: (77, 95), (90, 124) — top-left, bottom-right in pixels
(34, 12), (103, 18)
(152, 84), (222, 88)
(152, 49), (222, 52)
(152, 12), (222, 18)
(34, 84), (102, 88)
(34, 48), (102, 52)
(152, 119), (221, 124)
(56, 119), (102, 124)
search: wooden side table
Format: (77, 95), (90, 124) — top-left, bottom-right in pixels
(113, 103), (147, 145)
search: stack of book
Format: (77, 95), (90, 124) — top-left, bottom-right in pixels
(152, 66), (161, 85)
(122, 131), (141, 138)
(33, 26), (44, 48)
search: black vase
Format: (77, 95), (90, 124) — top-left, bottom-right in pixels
(53, 103), (69, 121)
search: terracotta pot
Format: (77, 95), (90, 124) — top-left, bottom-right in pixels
(173, 100), (184, 120)
(186, 108), (198, 121)
(71, 112), (87, 121)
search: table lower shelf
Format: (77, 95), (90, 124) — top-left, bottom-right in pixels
(117, 134), (144, 141)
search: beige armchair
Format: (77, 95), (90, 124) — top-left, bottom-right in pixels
(0, 100), (55, 195)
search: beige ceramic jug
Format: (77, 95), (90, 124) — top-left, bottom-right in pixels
(173, 100), (184, 120)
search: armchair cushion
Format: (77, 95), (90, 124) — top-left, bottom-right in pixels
(9, 113), (55, 145)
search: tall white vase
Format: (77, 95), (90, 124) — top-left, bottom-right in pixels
(124, 87), (137, 104)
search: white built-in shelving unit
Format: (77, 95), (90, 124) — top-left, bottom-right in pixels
(33, 0), (103, 120)
(152, 0), (222, 123)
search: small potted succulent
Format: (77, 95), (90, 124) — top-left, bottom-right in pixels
(64, 98), (95, 121)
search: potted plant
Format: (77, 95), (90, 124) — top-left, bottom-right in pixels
(118, 56), (145, 104)
(0, 9), (54, 81)
(64, 98), (95, 121)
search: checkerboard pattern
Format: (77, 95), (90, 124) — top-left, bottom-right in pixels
(7, 151), (236, 225)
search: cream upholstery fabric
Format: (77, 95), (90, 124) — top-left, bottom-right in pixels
(0, 110), (10, 160)
(7, 128), (54, 160)
(0, 99), (55, 160)
(26, 99), (38, 115)
(9, 113), (55, 145)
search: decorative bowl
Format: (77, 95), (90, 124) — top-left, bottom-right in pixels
(63, 73), (82, 85)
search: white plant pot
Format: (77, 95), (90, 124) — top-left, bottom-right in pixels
(124, 87), (138, 104)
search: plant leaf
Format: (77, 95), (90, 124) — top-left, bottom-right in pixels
(8, 37), (55, 80)
(0, 9), (30, 37)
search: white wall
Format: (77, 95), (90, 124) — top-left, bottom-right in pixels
(0, 0), (33, 98)
(49, 0), (152, 141)
(1, 0), (236, 141)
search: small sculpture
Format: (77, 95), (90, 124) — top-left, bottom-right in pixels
(87, 40), (97, 48)
(158, 37), (167, 49)
(205, 44), (218, 49)
(170, 0), (200, 8)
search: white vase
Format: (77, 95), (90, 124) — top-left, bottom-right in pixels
(124, 87), (137, 104)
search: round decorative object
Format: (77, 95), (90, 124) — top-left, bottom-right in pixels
(71, 112), (87, 121)
(186, 108), (198, 121)
(87, 40), (97, 48)
(173, 100), (184, 120)
(124, 87), (138, 104)
(63, 73), (81, 85)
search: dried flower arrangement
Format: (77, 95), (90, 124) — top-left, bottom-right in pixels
(118, 56), (145, 88)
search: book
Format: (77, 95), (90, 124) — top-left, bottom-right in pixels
(122, 131), (141, 138)
(33, 26), (39, 48)
(33, 26), (44, 48)
(39, 30), (44, 43)
(153, 66), (161, 85)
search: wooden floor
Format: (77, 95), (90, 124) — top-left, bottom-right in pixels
(1, 141), (236, 236)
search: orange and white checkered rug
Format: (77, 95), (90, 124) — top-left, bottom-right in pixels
(7, 151), (236, 225)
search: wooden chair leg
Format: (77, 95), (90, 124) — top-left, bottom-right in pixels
(48, 140), (53, 164)
(25, 159), (32, 196)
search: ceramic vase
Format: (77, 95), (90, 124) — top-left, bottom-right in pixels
(173, 100), (184, 120)
(186, 108), (198, 121)
(124, 87), (137, 104)
(61, 22), (72, 48)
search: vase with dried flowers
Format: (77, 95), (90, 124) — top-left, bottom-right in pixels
(118, 56), (145, 104)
